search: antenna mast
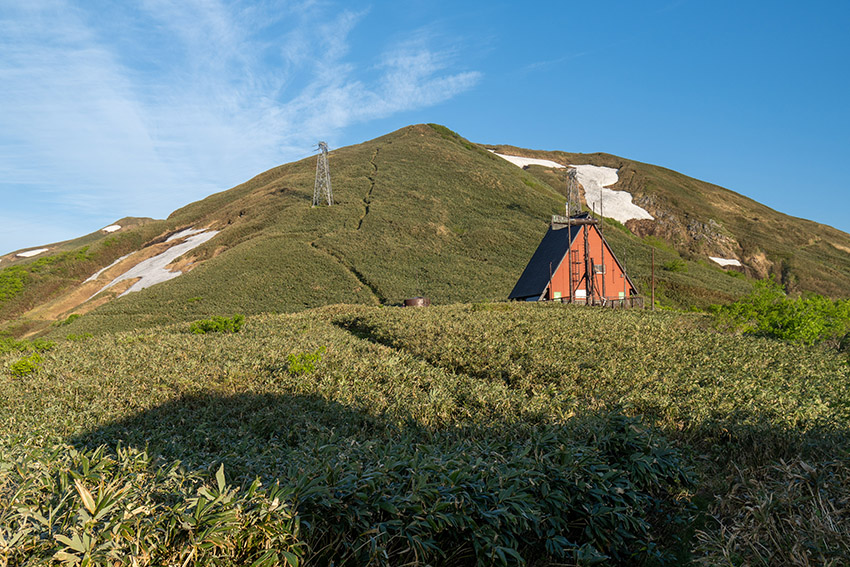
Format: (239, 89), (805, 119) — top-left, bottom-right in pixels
(313, 141), (333, 207)
(566, 168), (580, 303)
(566, 168), (581, 217)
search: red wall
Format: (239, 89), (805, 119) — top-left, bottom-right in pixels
(546, 225), (632, 302)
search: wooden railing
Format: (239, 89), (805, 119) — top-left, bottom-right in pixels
(542, 296), (645, 309)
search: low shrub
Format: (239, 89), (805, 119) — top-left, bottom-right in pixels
(695, 455), (850, 565)
(710, 278), (850, 346)
(0, 445), (303, 566)
(288, 417), (694, 566)
(66, 333), (93, 342)
(662, 259), (687, 273)
(2, 415), (694, 566)
(1, 336), (52, 357)
(54, 313), (81, 327)
(189, 314), (245, 334)
(9, 352), (43, 377)
(286, 347), (326, 376)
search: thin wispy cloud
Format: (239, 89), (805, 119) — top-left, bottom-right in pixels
(0, 0), (481, 253)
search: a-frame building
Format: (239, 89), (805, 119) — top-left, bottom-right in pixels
(509, 213), (640, 305)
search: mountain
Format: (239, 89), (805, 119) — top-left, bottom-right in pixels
(1, 124), (849, 337)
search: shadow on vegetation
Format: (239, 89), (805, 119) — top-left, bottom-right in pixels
(70, 391), (385, 479)
(68, 390), (697, 565)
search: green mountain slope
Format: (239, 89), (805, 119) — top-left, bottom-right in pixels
(496, 145), (850, 297)
(1, 124), (848, 337)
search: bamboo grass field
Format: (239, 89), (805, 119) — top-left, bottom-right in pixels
(3, 302), (850, 565)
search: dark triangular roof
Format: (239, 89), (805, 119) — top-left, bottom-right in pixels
(508, 223), (580, 300)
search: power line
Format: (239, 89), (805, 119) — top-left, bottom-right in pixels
(312, 141), (333, 207)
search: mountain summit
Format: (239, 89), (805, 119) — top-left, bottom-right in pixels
(1, 124), (848, 337)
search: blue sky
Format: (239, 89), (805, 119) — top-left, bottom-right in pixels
(1, 0), (848, 255)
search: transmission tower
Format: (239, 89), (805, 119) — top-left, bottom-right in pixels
(565, 167), (581, 217)
(312, 141), (333, 207)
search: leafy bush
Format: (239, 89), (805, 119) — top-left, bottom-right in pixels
(286, 416), (694, 566)
(1, 416), (693, 567)
(662, 259), (687, 272)
(710, 278), (850, 346)
(189, 314), (245, 334)
(695, 456), (850, 565)
(0, 336), (53, 355)
(66, 333), (93, 342)
(9, 352), (43, 377)
(55, 313), (81, 326)
(286, 347), (326, 376)
(0, 445), (303, 566)
(0, 265), (27, 302)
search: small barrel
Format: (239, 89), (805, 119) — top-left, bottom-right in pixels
(403, 296), (431, 307)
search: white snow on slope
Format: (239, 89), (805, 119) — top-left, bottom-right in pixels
(17, 248), (49, 258)
(84, 253), (132, 283)
(490, 151), (565, 169)
(491, 152), (654, 224)
(167, 227), (206, 242)
(710, 257), (743, 267)
(570, 164), (654, 224)
(102, 225), (121, 233)
(92, 230), (218, 299)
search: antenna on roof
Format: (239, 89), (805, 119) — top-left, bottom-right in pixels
(566, 168), (581, 217)
(312, 141), (333, 207)
(565, 167), (581, 304)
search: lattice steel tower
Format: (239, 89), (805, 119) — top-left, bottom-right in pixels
(313, 141), (333, 207)
(565, 167), (581, 217)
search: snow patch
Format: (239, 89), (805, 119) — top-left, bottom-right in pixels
(490, 152), (653, 224)
(84, 254), (132, 283)
(92, 229), (218, 299)
(102, 225), (121, 233)
(571, 164), (654, 224)
(490, 151), (565, 169)
(17, 248), (49, 258)
(167, 228), (205, 242)
(710, 257), (743, 268)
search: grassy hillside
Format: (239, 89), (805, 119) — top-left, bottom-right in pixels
(493, 144), (850, 297)
(25, 125), (752, 337)
(4, 123), (850, 338)
(0, 219), (164, 332)
(3, 303), (849, 564)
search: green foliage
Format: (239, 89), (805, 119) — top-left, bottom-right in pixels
(694, 455), (850, 564)
(662, 259), (687, 272)
(286, 415), (692, 566)
(189, 314), (245, 334)
(0, 335), (54, 355)
(285, 347), (325, 376)
(55, 313), (81, 327)
(603, 217), (628, 233)
(0, 445), (303, 566)
(29, 338), (55, 352)
(0, 265), (27, 302)
(0, 246), (98, 326)
(427, 123), (480, 152)
(711, 278), (850, 346)
(4, 305), (850, 563)
(9, 352), (43, 377)
(66, 333), (93, 342)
